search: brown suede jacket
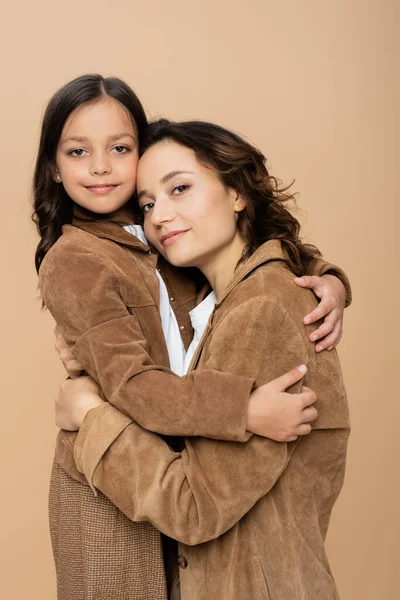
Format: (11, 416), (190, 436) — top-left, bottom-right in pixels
(72, 240), (350, 600)
(40, 216), (351, 600)
(40, 215), (350, 485)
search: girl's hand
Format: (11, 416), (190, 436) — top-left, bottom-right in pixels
(54, 325), (84, 379)
(293, 274), (346, 352)
(246, 365), (317, 442)
(55, 376), (105, 431)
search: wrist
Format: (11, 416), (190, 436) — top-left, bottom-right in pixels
(73, 394), (104, 429)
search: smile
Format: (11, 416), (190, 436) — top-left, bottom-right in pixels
(86, 184), (118, 195)
(160, 230), (190, 246)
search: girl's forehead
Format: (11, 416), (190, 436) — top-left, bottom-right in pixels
(61, 97), (135, 138)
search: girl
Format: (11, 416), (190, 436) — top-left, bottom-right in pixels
(55, 119), (350, 600)
(34, 75), (350, 599)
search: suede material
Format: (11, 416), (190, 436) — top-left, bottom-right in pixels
(74, 240), (350, 600)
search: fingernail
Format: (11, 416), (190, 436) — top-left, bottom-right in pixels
(316, 346), (323, 352)
(297, 364), (307, 374)
(294, 277), (304, 283)
(328, 346), (333, 351)
(310, 334), (317, 341)
(304, 317), (311, 324)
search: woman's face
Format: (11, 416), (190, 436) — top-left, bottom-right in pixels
(55, 97), (139, 215)
(137, 140), (246, 273)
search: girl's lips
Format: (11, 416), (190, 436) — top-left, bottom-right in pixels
(86, 185), (118, 195)
(161, 230), (189, 246)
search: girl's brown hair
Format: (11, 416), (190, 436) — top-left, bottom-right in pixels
(140, 119), (321, 275)
(32, 74), (148, 273)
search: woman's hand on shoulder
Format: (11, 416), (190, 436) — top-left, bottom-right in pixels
(293, 274), (346, 352)
(246, 365), (318, 442)
(55, 376), (105, 431)
(54, 324), (84, 378)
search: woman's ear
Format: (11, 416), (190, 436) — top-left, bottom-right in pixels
(234, 193), (246, 213)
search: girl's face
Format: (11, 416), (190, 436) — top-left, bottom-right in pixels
(55, 97), (139, 215)
(137, 141), (246, 276)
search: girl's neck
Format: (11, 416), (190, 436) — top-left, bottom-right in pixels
(73, 203), (136, 226)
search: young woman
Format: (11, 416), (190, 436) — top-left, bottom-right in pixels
(34, 75), (350, 599)
(55, 119), (350, 600)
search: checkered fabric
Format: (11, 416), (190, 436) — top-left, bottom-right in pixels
(49, 460), (168, 600)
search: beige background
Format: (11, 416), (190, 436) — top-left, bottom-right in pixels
(0, 0), (398, 598)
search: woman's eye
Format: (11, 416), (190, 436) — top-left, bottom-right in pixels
(68, 148), (86, 157)
(112, 145), (130, 154)
(141, 202), (154, 214)
(172, 184), (189, 195)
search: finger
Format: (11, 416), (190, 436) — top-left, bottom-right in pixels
(309, 312), (337, 342)
(328, 329), (343, 351)
(270, 364), (308, 391)
(298, 386), (317, 407)
(303, 299), (334, 325)
(293, 276), (323, 298)
(315, 321), (342, 353)
(301, 406), (318, 423)
(297, 423), (312, 435)
(286, 435), (299, 442)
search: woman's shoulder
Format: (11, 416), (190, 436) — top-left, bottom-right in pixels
(235, 260), (318, 317)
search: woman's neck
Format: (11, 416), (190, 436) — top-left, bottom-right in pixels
(200, 235), (247, 299)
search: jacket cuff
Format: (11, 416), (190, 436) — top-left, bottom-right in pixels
(74, 403), (132, 494)
(313, 258), (352, 307)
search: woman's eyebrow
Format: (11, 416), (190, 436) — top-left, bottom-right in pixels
(138, 171), (194, 201)
(160, 170), (194, 184)
(61, 133), (136, 145)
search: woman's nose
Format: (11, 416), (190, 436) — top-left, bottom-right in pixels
(150, 199), (175, 226)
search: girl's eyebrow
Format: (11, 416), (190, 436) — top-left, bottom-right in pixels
(61, 132), (136, 145)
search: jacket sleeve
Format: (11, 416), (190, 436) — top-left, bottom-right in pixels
(74, 296), (312, 545)
(310, 257), (352, 307)
(39, 242), (254, 441)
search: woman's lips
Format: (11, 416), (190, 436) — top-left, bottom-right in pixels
(161, 230), (189, 246)
(86, 185), (118, 195)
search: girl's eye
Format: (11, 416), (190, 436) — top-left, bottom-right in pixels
(172, 184), (190, 195)
(141, 202), (154, 214)
(68, 148), (87, 157)
(112, 145), (130, 154)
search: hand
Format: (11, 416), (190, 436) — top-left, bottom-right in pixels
(293, 274), (346, 352)
(246, 365), (317, 442)
(54, 325), (85, 379)
(55, 376), (105, 431)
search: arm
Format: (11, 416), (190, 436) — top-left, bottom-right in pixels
(74, 296), (321, 544)
(40, 243), (254, 441)
(295, 257), (351, 351)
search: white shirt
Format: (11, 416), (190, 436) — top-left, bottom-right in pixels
(123, 225), (215, 375)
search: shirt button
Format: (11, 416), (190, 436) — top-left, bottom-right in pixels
(179, 324), (186, 331)
(170, 296), (175, 302)
(157, 267), (162, 273)
(177, 554), (188, 569)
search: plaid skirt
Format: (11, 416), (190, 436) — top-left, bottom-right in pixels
(49, 460), (168, 600)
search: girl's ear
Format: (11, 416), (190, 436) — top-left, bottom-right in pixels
(51, 165), (62, 183)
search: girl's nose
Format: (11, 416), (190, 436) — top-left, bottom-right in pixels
(89, 152), (112, 176)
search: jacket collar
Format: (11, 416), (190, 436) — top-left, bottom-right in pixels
(216, 240), (287, 307)
(71, 206), (152, 253)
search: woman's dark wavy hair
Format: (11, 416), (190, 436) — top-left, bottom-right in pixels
(140, 119), (321, 275)
(32, 74), (148, 273)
